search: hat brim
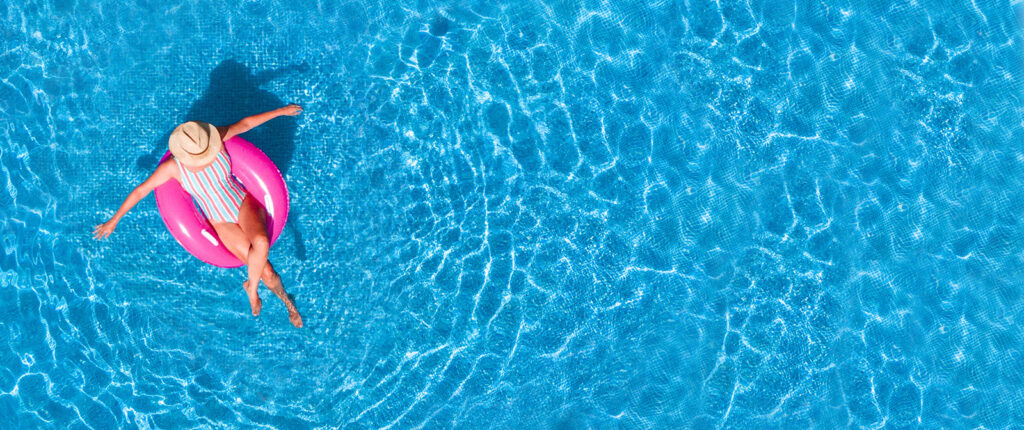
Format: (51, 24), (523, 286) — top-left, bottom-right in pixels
(169, 122), (224, 167)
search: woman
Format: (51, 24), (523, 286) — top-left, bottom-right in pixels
(94, 105), (304, 328)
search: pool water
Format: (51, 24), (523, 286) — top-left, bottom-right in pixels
(3, 0), (1024, 427)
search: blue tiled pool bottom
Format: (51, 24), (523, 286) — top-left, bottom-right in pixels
(3, 0), (1024, 427)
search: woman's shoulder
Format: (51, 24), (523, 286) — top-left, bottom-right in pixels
(157, 158), (182, 179)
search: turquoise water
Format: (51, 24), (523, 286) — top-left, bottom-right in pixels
(3, 0), (1024, 427)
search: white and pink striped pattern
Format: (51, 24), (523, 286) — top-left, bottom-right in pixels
(174, 150), (247, 223)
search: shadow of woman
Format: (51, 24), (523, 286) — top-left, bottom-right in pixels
(137, 59), (310, 261)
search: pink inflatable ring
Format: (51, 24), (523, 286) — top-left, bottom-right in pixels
(154, 136), (289, 268)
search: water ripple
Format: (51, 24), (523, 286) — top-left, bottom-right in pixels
(2, 0), (1024, 427)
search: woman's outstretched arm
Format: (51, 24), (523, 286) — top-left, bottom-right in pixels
(218, 104), (303, 141)
(93, 160), (177, 240)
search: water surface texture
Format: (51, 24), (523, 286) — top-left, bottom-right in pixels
(3, 0), (1024, 427)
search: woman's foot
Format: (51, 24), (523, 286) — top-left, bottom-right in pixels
(264, 271), (303, 328)
(243, 280), (262, 316)
(288, 308), (304, 328)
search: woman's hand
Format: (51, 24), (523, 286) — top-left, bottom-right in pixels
(279, 104), (303, 116)
(93, 219), (117, 240)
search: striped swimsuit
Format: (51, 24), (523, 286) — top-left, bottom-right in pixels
(175, 150), (247, 223)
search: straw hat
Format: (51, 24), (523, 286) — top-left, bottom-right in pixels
(168, 121), (222, 167)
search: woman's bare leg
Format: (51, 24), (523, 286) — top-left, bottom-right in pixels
(237, 196), (270, 316)
(236, 195), (303, 327)
(261, 270), (303, 327)
(213, 221), (262, 316)
(213, 221), (285, 286)
(214, 220), (301, 326)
